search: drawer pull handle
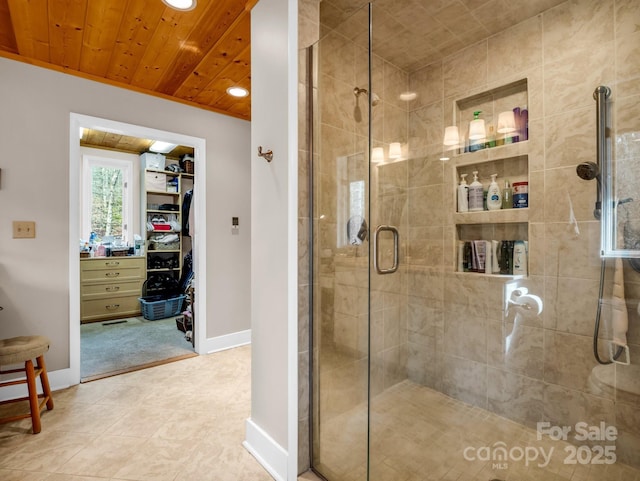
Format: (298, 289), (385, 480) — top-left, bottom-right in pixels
(105, 261), (120, 266)
(105, 286), (120, 292)
(105, 304), (120, 310)
(105, 272), (120, 277)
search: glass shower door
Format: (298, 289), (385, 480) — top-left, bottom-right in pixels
(311, 1), (640, 480)
(310, 4), (372, 481)
(364, 2), (640, 481)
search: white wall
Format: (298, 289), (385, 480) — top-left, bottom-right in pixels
(0, 57), (251, 373)
(245, 0), (298, 479)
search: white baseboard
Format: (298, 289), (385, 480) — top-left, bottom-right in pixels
(205, 329), (251, 354)
(243, 418), (288, 481)
(0, 368), (75, 402)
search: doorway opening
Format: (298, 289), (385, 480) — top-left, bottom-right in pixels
(69, 113), (207, 384)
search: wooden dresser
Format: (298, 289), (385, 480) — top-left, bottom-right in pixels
(80, 256), (146, 323)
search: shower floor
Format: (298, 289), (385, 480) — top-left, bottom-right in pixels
(316, 379), (640, 481)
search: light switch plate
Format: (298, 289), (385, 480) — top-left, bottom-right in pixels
(13, 221), (36, 238)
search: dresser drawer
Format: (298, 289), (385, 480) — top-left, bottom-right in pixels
(81, 295), (141, 322)
(81, 257), (145, 281)
(81, 257), (145, 271)
(81, 267), (144, 283)
(81, 280), (143, 301)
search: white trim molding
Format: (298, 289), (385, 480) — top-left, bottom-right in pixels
(69, 113), (207, 385)
(243, 417), (288, 481)
(0, 368), (74, 402)
(205, 329), (251, 354)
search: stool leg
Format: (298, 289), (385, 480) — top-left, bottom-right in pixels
(25, 359), (42, 434)
(36, 355), (54, 411)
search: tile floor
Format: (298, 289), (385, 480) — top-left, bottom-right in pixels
(6, 343), (638, 481)
(315, 380), (640, 481)
(0, 345), (274, 481)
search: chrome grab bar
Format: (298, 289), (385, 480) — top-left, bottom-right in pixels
(373, 225), (399, 275)
(593, 85), (611, 220)
(594, 86), (610, 168)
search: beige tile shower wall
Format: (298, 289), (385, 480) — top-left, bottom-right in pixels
(406, 0), (640, 468)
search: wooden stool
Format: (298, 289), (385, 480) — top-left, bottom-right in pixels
(0, 336), (54, 433)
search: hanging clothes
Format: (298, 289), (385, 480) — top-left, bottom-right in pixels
(182, 189), (193, 236)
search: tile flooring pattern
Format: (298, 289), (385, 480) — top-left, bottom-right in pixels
(0, 345), (273, 481)
(316, 380), (640, 481)
(6, 343), (639, 481)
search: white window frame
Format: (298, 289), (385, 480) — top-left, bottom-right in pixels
(81, 155), (134, 244)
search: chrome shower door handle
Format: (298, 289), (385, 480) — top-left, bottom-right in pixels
(373, 225), (399, 275)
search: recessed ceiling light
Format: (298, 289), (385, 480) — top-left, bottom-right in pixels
(162, 0), (197, 11)
(149, 141), (177, 153)
(227, 87), (249, 98)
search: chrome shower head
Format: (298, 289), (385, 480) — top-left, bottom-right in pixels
(576, 161), (602, 219)
(576, 161), (599, 181)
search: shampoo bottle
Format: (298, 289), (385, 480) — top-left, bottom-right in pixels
(468, 171), (484, 212)
(487, 174), (502, 210)
(512, 107), (521, 143)
(473, 240), (486, 273)
(513, 240), (528, 276)
(502, 180), (513, 209)
(457, 173), (469, 212)
(491, 240), (500, 273)
(463, 241), (472, 272)
(521, 106), (529, 141)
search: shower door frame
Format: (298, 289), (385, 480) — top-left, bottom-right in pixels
(308, 3), (374, 480)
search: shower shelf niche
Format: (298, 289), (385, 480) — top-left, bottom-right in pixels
(450, 78), (529, 157)
(455, 208), (528, 225)
(449, 79), (531, 276)
(455, 154), (528, 192)
(453, 153), (530, 277)
(455, 221), (528, 245)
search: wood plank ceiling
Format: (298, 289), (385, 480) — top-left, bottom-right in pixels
(0, 0), (254, 120)
(80, 128), (195, 158)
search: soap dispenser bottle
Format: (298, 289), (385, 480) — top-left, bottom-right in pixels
(457, 173), (469, 212)
(468, 171), (484, 211)
(487, 174), (502, 210)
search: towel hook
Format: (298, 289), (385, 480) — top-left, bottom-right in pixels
(258, 146), (273, 162)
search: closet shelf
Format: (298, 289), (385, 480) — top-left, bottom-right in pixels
(145, 168), (180, 177)
(142, 157), (193, 299)
(146, 209), (179, 214)
(147, 189), (181, 196)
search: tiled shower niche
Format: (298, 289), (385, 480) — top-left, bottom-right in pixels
(453, 78), (529, 154)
